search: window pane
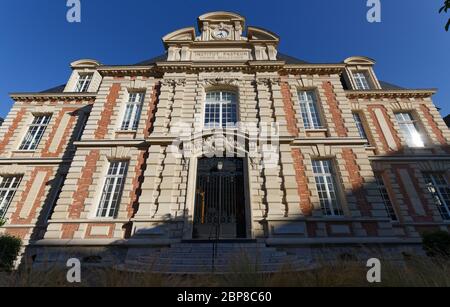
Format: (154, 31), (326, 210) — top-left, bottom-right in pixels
(423, 173), (450, 220)
(353, 72), (371, 90)
(375, 174), (398, 221)
(204, 91), (237, 128)
(121, 92), (144, 131)
(97, 161), (129, 218)
(0, 176), (22, 218)
(19, 115), (51, 151)
(75, 74), (93, 93)
(395, 112), (424, 147)
(353, 112), (368, 141)
(298, 91), (322, 129)
(312, 160), (343, 216)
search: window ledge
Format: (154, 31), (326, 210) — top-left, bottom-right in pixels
(12, 150), (36, 154)
(305, 128), (328, 132)
(364, 146), (377, 151)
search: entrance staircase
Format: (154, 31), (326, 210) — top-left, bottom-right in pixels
(119, 241), (313, 274)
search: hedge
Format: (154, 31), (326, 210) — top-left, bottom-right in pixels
(422, 231), (450, 258)
(0, 235), (22, 271)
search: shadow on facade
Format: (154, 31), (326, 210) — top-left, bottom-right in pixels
(23, 105), (93, 264)
(21, 140), (450, 273)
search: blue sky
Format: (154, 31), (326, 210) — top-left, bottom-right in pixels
(0, 0), (449, 118)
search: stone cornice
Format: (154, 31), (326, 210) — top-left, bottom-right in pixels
(73, 139), (147, 148)
(292, 138), (369, 146)
(369, 155), (450, 161)
(345, 89), (437, 99)
(97, 65), (162, 77)
(9, 92), (97, 102)
(0, 158), (71, 165)
(281, 63), (346, 75)
(98, 62), (347, 75)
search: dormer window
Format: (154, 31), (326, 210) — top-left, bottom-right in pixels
(353, 72), (371, 90)
(75, 73), (93, 93)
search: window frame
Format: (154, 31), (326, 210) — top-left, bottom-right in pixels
(352, 71), (371, 90)
(96, 160), (129, 218)
(75, 73), (93, 93)
(395, 112), (425, 148)
(312, 159), (344, 217)
(120, 91), (145, 131)
(19, 114), (52, 151)
(352, 112), (369, 144)
(423, 173), (450, 221)
(375, 173), (398, 221)
(297, 90), (324, 130)
(0, 176), (22, 219)
(203, 90), (238, 129)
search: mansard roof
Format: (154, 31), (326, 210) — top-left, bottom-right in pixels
(40, 84), (66, 93)
(131, 52), (308, 66)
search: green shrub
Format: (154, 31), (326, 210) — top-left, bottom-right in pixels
(422, 231), (450, 258)
(0, 235), (22, 271)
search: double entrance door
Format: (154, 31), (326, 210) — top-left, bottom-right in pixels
(193, 158), (247, 239)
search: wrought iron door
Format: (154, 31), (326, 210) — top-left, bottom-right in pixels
(193, 158), (246, 239)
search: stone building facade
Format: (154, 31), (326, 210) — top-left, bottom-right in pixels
(1, 12), (449, 270)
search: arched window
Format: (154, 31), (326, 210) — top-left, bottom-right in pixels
(204, 91), (237, 128)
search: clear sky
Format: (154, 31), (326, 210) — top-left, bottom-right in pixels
(0, 0), (449, 118)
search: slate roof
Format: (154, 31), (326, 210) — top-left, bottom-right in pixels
(39, 84), (66, 93)
(37, 54), (408, 93)
(132, 52), (309, 66)
(378, 80), (405, 90)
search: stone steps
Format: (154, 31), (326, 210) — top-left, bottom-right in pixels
(120, 242), (311, 274)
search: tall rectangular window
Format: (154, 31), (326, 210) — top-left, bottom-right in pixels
(423, 173), (450, 220)
(0, 176), (22, 219)
(298, 91), (322, 129)
(97, 161), (128, 218)
(75, 73), (93, 93)
(19, 115), (52, 151)
(204, 91), (237, 128)
(121, 92), (144, 131)
(395, 112), (425, 148)
(353, 72), (371, 90)
(353, 112), (369, 142)
(375, 174), (398, 221)
(312, 160), (343, 216)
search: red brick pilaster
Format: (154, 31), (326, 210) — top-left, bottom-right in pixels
(291, 148), (312, 215)
(143, 83), (160, 138)
(68, 150), (101, 219)
(127, 150), (146, 218)
(342, 149), (372, 217)
(95, 83), (121, 139)
(42, 108), (78, 157)
(322, 81), (347, 137)
(10, 167), (53, 224)
(281, 81), (299, 136)
(419, 104), (449, 152)
(368, 105), (402, 153)
(0, 108), (27, 154)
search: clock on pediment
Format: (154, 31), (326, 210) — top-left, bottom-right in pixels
(197, 12), (246, 41)
(212, 28), (230, 40)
